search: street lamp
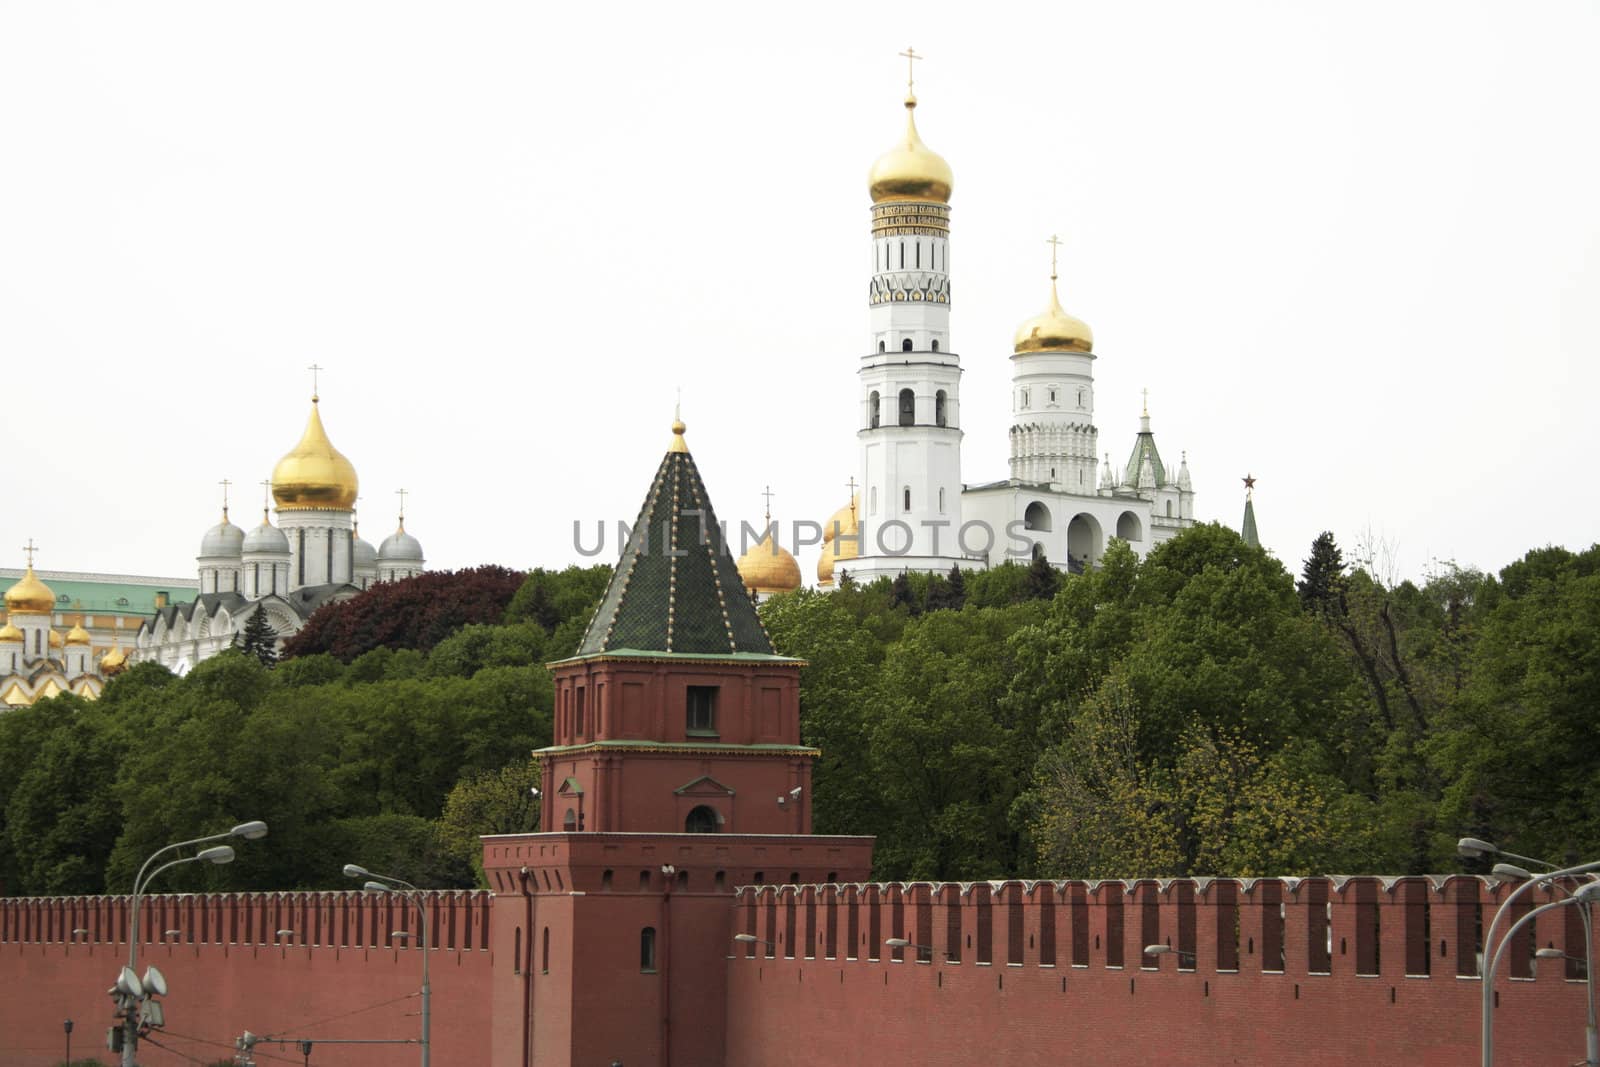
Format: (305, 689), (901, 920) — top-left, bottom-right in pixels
(121, 820), (266, 1067)
(1479, 858), (1600, 1067)
(1144, 944), (1198, 965)
(883, 936), (941, 963)
(346, 864), (430, 1067)
(1459, 836), (1562, 872)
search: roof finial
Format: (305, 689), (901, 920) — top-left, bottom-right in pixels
(1047, 233), (1062, 282)
(219, 478), (232, 522)
(898, 46), (922, 103)
(1243, 472), (1256, 499)
(669, 395), (688, 454)
(307, 363), (323, 402)
(21, 538), (37, 569)
(260, 478), (273, 522)
(395, 487), (408, 531)
(1141, 387), (1149, 419)
(845, 476), (859, 521)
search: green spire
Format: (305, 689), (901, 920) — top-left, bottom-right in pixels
(575, 419), (774, 658)
(1241, 474), (1259, 548)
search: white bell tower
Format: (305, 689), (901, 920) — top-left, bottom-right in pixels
(851, 50), (966, 583)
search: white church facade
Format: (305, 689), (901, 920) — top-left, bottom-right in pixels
(135, 391), (426, 673)
(820, 65), (1195, 585)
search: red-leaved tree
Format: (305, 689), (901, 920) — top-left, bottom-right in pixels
(281, 566), (527, 662)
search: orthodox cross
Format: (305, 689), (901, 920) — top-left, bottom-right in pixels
(307, 363), (323, 400)
(1047, 234), (1062, 280)
(21, 538), (37, 568)
(1142, 387), (1149, 418)
(898, 46), (922, 95)
(219, 478), (232, 517)
(260, 479), (272, 514)
(845, 476), (859, 520)
(761, 485), (775, 524)
(395, 487), (408, 525)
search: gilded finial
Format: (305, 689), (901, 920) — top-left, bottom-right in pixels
(845, 476), (859, 522)
(1047, 234), (1062, 281)
(307, 363), (323, 403)
(21, 538), (36, 569)
(395, 488), (408, 531)
(219, 478), (232, 522)
(669, 401), (688, 454)
(761, 485), (775, 527)
(1142, 388), (1149, 418)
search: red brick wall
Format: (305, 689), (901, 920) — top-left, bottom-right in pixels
(0, 890), (493, 1066)
(726, 876), (1600, 1067)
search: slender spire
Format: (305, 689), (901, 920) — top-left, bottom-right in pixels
(669, 401), (688, 454)
(898, 45), (922, 102)
(1241, 474), (1259, 548)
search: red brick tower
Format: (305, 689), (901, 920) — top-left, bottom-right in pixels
(483, 415), (873, 1067)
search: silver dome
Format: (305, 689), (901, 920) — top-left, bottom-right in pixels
(242, 519), (290, 556)
(353, 533), (378, 570)
(378, 525), (424, 562)
(199, 516), (245, 558)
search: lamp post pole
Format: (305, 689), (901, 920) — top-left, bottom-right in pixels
(1476, 858), (1600, 1067)
(121, 821), (266, 1067)
(346, 865), (429, 1067)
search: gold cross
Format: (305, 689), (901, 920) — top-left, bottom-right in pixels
(219, 478), (232, 516)
(1142, 387), (1149, 418)
(395, 487), (408, 523)
(1047, 234), (1062, 280)
(898, 46), (922, 95)
(21, 538), (37, 568)
(761, 485), (775, 524)
(260, 479), (272, 512)
(307, 363), (324, 400)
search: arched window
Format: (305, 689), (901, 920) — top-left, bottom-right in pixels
(898, 388), (914, 426)
(685, 805), (720, 834)
(869, 391), (881, 429)
(931, 339), (939, 351)
(903, 487), (911, 512)
(563, 808), (577, 831)
(640, 927), (657, 972)
(1024, 501), (1052, 532)
(935, 390), (947, 427)
(901, 338), (913, 352)
(879, 340), (886, 352)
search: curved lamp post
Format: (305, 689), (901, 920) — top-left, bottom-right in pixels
(1467, 838), (1600, 1067)
(345, 864), (430, 1067)
(122, 820), (267, 1067)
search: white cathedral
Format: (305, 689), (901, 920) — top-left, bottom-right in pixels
(134, 392), (426, 672)
(815, 69), (1196, 587)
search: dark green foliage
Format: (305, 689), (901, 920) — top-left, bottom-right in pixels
(235, 606), (279, 667)
(1025, 551), (1061, 600)
(1298, 531), (1346, 614)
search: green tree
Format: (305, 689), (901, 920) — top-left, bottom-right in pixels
(435, 756), (542, 885)
(1297, 531), (1346, 614)
(235, 607), (279, 667)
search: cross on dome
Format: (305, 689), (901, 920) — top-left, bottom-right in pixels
(20, 539), (36, 568)
(1047, 234), (1063, 280)
(307, 363), (324, 401)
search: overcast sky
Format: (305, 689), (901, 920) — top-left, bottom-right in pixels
(2, 1), (1595, 586)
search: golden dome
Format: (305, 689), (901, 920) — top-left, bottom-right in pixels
(0, 623), (21, 642)
(272, 398), (359, 511)
(1013, 278), (1093, 354)
(101, 643), (128, 676)
(65, 621), (91, 646)
(816, 496), (862, 587)
(822, 495), (859, 544)
(738, 532), (802, 596)
(48, 629), (63, 649)
(4, 566), (56, 615)
(868, 96), (954, 205)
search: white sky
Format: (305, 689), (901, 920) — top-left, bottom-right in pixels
(2, 1), (1596, 586)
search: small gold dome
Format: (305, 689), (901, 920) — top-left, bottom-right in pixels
(272, 398), (359, 511)
(1014, 278), (1093, 354)
(822, 495), (859, 544)
(0, 622), (21, 642)
(738, 533), (802, 596)
(868, 96), (954, 205)
(4, 566), (56, 615)
(101, 644), (129, 676)
(816, 497), (862, 587)
(48, 629), (63, 649)
(65, 621), (91, 646)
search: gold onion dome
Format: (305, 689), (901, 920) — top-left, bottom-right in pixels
(737, 532), (802, 596)
(100, 644), (129, 676)
(1013, 277), (1093, 354)
(868, 95), (954, 204)
(4, 566), (56, 615)
(0, 622), (21, 642)
(817, 496), (861, 586)
(65, 621), (91, 646)
(272, 397), (359, 511)
(48, 629), (63, 649)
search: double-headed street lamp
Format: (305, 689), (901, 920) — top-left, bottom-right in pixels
(1460, 836), (1600, 1067)
(120, 820), (267, 1067)
(345, 863), (430, 1067)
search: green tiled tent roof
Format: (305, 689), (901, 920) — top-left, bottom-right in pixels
(1124, 429), (1165, 488)
(1241, 495), (1259, 548)
(577, 435), (774, 657)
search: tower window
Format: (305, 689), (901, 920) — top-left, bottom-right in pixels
(686, 686), (718, 735)
(916, 242), (921, 268)
(898, 388), (914, 426)
(685, 805), (720, 833)
(935, 390), (947, 427)
(869, 390), (881, 429)
(575, 687), (586, 737)
(1021, 389), (1030, 409)
(931, 339), (939, 351)
(899, 241), (904, 268)
(879, 340), (886, 352)
(902, 338), (913, 352)
(939, 487), (946, 514)
(903, 487), (911, 512)
(1049, 389), (1057, 402)
(641, 927), (657, 972)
